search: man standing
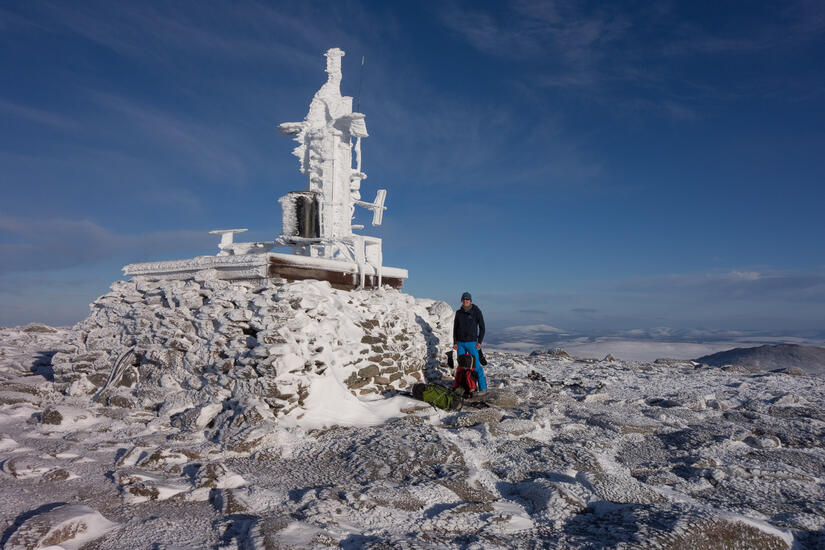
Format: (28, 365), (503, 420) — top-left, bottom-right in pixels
(453, 292), (487, 392)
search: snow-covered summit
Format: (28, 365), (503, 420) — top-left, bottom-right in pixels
(2, 324), (823, 548)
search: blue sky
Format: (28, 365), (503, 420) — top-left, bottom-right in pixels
(1, 1), (824, 340)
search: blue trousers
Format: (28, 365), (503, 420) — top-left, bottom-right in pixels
(456, 341), (487, 390)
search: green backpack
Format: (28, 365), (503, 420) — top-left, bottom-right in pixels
(413, 383), (463, 411)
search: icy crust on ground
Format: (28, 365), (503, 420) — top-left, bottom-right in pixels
(49, 278), (452, 446)
(1, 326), (824, 548)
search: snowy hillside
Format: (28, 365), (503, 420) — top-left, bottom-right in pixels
(696, 344), (825, 376)
(1, 314), (824, 548)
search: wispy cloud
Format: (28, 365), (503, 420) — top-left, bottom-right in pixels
(0, 98), (80, 130)
(6, 0), (402, 77)
(0, 89), (259, 195)
(479, 266), (825, 335)
(436, 0), (824, 118)
(664, 1), (825, 57)
(518, 309), (550, 315)
(367, 93), (520, 187)
(0, 6), (44, 32)
(368, 88), (604, 193)
(502, 323), (567, 334)
(86, 91), (251, 184)
(0, 1), (397, 193)
(617, 269), (825, 302)
(435, 1), (689, 120)
(438, 0), (630, 64)
(0, 215), (213, 274)
(12, 2), (324, 70)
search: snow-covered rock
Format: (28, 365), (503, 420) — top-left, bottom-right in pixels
(4, 504), (117, 550)
(50, 279), (452, 447)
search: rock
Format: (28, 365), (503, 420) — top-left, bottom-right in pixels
(772, 366), (806, 376)
(194, 462), (245, 489)
(513, 478), (586, 518)
(21, 323), (58, 333)
(581, 471), (663, 504)
(653, 358), (695, 366)
(137, 447), (199, 472)
(489, 418), (536, 436)
(0, 392), (35, 406)
(170, 403), (224, 431)
(1, 457), (50, 479)
(647, 518), (790, 550)
(721, 364), (750, 373)
(227, 309), (253, 322)
(40, 468), (72, 483)
(5, 504), (117, 550)
(645, 397), (683, 408)
(40, 408), (63, 425)
(444, 408), (504, 428)
(357, 365), (380, 378)
(211, 488), (253, 514)
(117, 471), (188, 503)
(482, 389), (520, 409)
(529, 348), (570, 358)
(770, 393), (800, 406)
(107, 395), (135, 408)
(744, 434), (782, 449)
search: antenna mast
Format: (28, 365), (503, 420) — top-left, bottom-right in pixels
(356, 56), (365, 112)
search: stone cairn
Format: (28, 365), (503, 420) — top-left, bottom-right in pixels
(52, 278), (452, 446)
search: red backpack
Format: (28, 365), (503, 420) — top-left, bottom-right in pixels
(452, 353), (478, 396)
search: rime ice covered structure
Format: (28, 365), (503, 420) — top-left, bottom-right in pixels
(276, 48), (395, 289)
(52, 49), (440, 444)
(124, 47), (406, 290)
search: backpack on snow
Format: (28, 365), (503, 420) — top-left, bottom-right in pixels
(453, 353), (478, 397)
(412, 382), (463, 411)
(447, 349), (487, 367)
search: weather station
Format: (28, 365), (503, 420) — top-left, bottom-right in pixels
(123, 48), (407, 290)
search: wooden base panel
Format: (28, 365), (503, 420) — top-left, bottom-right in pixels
(268, 256), (404, 290)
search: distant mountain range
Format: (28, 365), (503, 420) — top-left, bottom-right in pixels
(696, 344), (825, 375)
(489, 324), (825, 363)
(493, 324), (825, 345)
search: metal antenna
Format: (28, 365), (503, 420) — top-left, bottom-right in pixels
(356, 55), (365, 112)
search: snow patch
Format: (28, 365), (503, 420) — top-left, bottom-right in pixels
(283, 374), (421, 429)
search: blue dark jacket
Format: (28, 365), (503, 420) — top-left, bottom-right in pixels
(453, 304), (485, 344)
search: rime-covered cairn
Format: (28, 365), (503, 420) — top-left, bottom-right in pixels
(53, 279), (451, 441)
(51, 48), (451, 438)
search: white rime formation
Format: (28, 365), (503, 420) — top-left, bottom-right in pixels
(278, 47), (371, 241)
